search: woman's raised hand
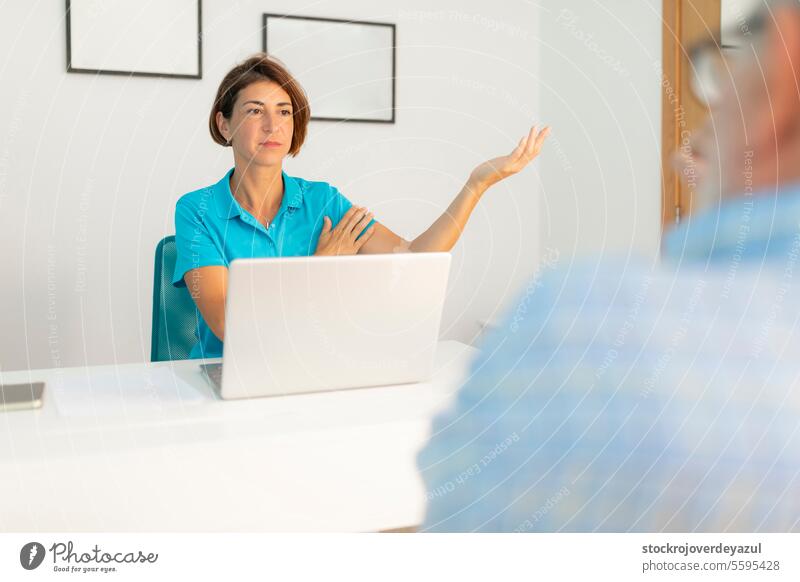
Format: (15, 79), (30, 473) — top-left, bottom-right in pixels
(469, 125), (551, 188)
(314, 206), (376, 256)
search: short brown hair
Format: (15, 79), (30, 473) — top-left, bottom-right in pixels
(209, 53), (310, 156)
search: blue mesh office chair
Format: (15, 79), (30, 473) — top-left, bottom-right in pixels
(151, 236), (200, 361)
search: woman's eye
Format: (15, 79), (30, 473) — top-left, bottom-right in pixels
(280, 109), (292, 116)
(248, 108), (262, 115)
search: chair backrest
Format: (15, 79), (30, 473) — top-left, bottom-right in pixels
(151, 236), (200, 361)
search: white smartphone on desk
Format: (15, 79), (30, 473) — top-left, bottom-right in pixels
(1, 382), (45, 412)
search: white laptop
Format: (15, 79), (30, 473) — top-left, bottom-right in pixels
(201, 253), (451, 399)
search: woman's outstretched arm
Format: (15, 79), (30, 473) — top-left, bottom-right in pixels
(359, 125), (550, 254)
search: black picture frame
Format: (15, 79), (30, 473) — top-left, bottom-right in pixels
(66, 0), (202, 80)
(262, 13), (396, 124)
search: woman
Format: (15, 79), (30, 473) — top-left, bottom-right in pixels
(173, 54), (549, 358)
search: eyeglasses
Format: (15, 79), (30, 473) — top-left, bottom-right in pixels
(687, 9), (766, 108)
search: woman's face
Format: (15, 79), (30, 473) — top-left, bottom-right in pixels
(218, 80), (294, 167)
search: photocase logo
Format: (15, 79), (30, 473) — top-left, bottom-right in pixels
(20, 542), (46, 570)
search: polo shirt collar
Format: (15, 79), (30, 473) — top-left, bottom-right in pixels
(663, 182), (800, 264)
(213, 168), (303, 220)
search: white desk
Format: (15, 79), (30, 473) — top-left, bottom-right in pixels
(0, 341), (477, 532)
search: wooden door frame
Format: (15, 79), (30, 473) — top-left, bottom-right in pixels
(661, 0), (721, 227)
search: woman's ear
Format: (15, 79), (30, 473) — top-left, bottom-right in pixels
(216, 111), (231, 145)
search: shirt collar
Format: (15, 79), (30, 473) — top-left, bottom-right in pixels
(663, 183), (800, 264)
(213, 168), (303, 220)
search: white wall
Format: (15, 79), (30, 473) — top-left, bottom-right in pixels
(0, 0), (541, 371)
(536, 0), (663, 264)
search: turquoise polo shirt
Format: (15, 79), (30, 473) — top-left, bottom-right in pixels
(172, 168), (376, 359)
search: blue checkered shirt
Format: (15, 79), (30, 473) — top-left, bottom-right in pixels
(419, 187), (800, 531)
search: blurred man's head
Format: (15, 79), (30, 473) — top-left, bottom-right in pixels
(682, 1), (800, 210)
